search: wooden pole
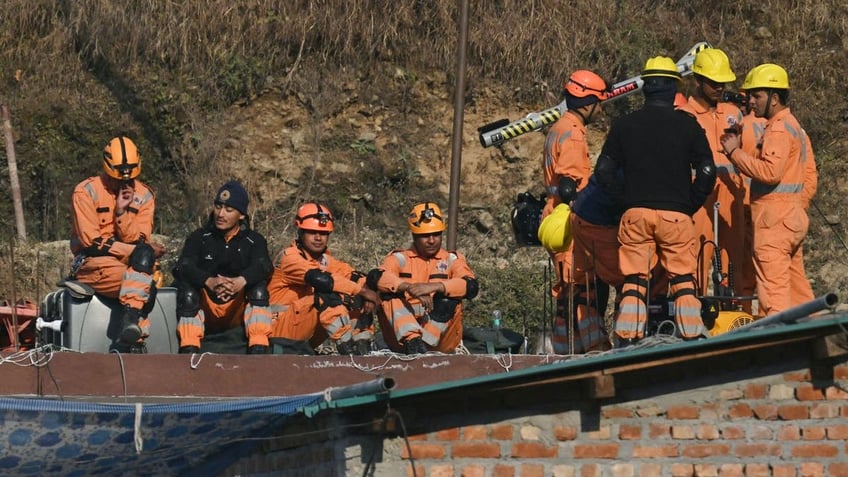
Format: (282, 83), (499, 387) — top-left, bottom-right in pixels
(2, 105), (26, 241)
(446, 0), (469, 250)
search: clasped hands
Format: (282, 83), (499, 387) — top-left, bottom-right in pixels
(205, 275), (247, 302)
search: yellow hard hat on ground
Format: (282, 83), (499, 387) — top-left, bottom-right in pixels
(537, 204), (572, 252)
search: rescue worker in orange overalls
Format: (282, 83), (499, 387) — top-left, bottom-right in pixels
(720, 64), (815, 315)
(596, 56), (716, 346)
(267, 203), (379, 355)
(70, 136), (165, 351)
(678, 48), (746, 299)
(371, 202), (479, 354)
(174, 180), (274, 354)
(541, 70), (608, 354)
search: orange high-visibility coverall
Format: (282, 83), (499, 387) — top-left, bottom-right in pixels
(680, 99), (745, 296)
(70, 174), (156, 336)
(376, 248), (476, 353)
(726, 108), (814, 315)
(739, 112), (767, 305)
(268, 241), (371, 348)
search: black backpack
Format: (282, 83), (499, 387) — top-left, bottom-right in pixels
(462, 326), (525, 354)
(511, 192), (544, 246)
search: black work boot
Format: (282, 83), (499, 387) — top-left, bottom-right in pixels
(403, 337), (428, 355)
(130, 343), (148, 354)
(119, 306), (143, 345)
(179, 345), (201, 354)
(354, 339), (371, 356)
(247, 344), (269, 355)
(335, 340), (355, 356)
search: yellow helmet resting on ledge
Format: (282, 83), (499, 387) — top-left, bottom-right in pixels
(537, 204), (572, 252)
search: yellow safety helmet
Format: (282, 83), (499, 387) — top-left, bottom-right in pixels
(408, 202), (446, 234)
(641, 56), (682, 82)
(537, 203), (572, 252)
(741, 63), (790, 90)
(692, 48), (736, 83)
(102, 136), (141, 180)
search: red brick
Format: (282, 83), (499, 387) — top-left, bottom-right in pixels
(461, 464), (485, 477)
(777, 404), (809, 420)
(573, 443), (619, 459)
(771, 464), (797, 477)
(681, 443), (730, 458)
(696, 424), (720, 440)
(491, 424), (514, 440)
(791, 443), (839, 458)
(520, 463), (545, 477)
(603, 407), (634, 418)
(834, 364), (848, 380)
(451, 442), (501, 458)
(436, 428), (460, 441)
(719, 425), (745, 439)
(611, 463), (635, 477)
(717, 463), (743, 477)
(825, 386), (848, 399)
(810, 403), (840, 418)
(827, 424), (848, 439)
(692, 464), (718, 477)
(843, 406), (848, 418)
(510, 442), (558, 459)
(554, 425), (578, 441)
(408, 433), (428, 441)
(430, 465), (454, 477)
(743, 463), (770, 477)
(493, 464), (515, 477)
(797, 384), (826, 401)
(751, 404), (778, 420)
(648, 423), (670, 439)
(828, 463), (848, 477)
(402, 443), (446, 460)
(802, 426), (827, 440)
(462, 425), (487, 440)
(667, 405), (700, 419)
(638, 463), (662, 477)
(580, 464), (601, 477)
(777, 425), (800, 441)
(799, 462), (825, 477)
(670, 463), (694, 477)
(744, 383), (767, 399)
(671, 425), (695, 439)
(748, 425), (773, 440)
(733, 443), (781, 457)
(619, 424), (641, 440)
(783, 370), (811, 381)
(726, 403), (752, 419)
(632, 445), (678, 458)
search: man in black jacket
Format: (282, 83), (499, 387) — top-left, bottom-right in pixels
(174, 180), (273, 354)
(596, 56), (716, 347)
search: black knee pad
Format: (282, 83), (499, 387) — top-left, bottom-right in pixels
(366, 269), (383, 291)
(430, 295), (460, 323)
(176, 283), (201, 317)
(463, 277), (479, 300)
(315, 292), (343, 312)
(247, 282), (269, 307)
(129, 243), (155, 275)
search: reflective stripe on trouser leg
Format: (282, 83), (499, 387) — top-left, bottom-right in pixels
(177, 310), (205, 348)
(245, 304), (272, 346)
(119, 267), (154, 311)
(670, 274), (705, 338)
(386, 299), (424, 344)
(615, 275), (649, 340)
(573, 285), (609, 352)
(320, 304), (352, 342)
(551, 294), (577, 354)
(420, 316), (446, 347)
(350, 311), (374, 341)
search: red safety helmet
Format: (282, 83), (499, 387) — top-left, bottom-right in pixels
(295, 202), (334, 232)
(564, 70), (608, 101)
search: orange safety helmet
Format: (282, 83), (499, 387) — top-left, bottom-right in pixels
(407, 202), (446, 234)
(295, 202), (334, 232)
(102, 136), (141, 180)
(564, 70), (608, 101)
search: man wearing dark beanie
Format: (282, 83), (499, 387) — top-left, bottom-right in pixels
(595, 56), (716, 347)
(541, 70), (611, 355)
(173, 180), (274, 354)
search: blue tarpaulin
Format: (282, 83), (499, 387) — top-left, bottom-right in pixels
(0, 394), (323, 477)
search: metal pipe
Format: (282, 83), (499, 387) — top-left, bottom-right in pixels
(326, 377), (396, 401)
(726, 293), (839, 334)
(446, 0), (469, 251)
